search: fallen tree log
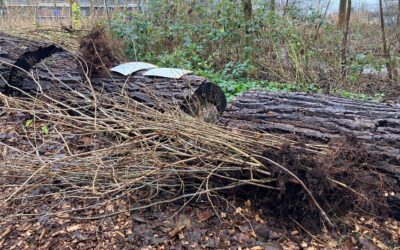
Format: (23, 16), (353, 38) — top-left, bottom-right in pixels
(0, 33), (226, 120)
(220, 91), (400, 219)
(220, 91), (400, 176)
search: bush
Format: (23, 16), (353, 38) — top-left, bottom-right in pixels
(107, 0), (394, 101)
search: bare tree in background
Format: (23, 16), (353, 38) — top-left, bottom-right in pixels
(379, 0), (395, 80)
(242, 0), (252, 21)
(398, 0), (400, 25)
(340, 0), (351, 82)
(270, 0), (276, 11)
(242, 0), (252, 58)
(314, 0), (331, 40)
(284, 0), (290, 15)
(338, 0), (347, 29)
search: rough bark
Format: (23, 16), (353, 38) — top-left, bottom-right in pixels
(338, 0), (347, 29)
(221, 91), (400, 218)
(0, 33), (227, 120)
(220, 91), (400, 177)
(340, 0), (351, 82)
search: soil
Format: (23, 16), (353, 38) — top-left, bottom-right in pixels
(0, 193), (399, 249)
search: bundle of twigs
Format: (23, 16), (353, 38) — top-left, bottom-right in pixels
(0, 72), (337, 222)
(0, 69), (389, 230)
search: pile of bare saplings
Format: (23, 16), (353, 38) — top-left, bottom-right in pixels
(0, 30), (399, 235)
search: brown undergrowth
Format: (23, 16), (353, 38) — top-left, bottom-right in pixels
(0, 88), (399, 247)
(0, 55), (397, 239)
(258, 137), (391, 232)
(0, 90), (395, 234)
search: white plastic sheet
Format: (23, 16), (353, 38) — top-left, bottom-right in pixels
(143, 68), (193, 79)
(110, 62), (158, 76)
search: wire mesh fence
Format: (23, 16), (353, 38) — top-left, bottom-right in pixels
(0, 0), (147, 26)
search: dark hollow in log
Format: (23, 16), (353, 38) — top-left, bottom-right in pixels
(0, 33), (63, 93)
(0, 34), (227, 120)
(7, 45), (63, 94)
(220, 91), (400, 173)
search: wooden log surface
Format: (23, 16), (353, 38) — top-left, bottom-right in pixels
(220, 91), (400, 218)
(0, 32), (63, 93)
(220, 91), (400, 177)
(0, 33), (227, 120)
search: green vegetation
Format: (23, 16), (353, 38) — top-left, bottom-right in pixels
(107, 0), (397, 101)
(71, 2), (81, 29)
(194, 70), (320, 102)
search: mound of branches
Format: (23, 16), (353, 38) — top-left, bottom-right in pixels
(78, 25), (120, 76)
(0, 76), (393, 232)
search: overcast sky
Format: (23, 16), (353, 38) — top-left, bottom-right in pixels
(328, 0), (379, 13)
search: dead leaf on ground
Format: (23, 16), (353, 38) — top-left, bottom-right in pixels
(168, 224), (186, 238)
(198, 210), (214, 222)
(66, 224), (81, 232)
(0, 227), (12, 239)
(250, 246), (264, 250)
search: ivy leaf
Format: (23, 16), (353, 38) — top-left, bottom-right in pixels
(42, 125), (49, 135)
(24, 119), (33, 128)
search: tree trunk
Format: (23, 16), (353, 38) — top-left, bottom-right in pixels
(314, 0), (331, 41)
(242, 0), (252, 20)
(340, 0), (351, 83)
(337, 0), (347, 29)
(379, 0), (394, 80)
(220, 91), (400, 218)
(242, 0), (252, 59)
(0, 33), (227, 121)
(220, 91), (400, 179)
(270, 0), (276, 11)
(283, 0), (289, 16)
(398, 0), (400, 26)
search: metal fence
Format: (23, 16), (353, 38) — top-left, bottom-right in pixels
(0, 0), (148, 22)
(3, 0), (141, 7)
